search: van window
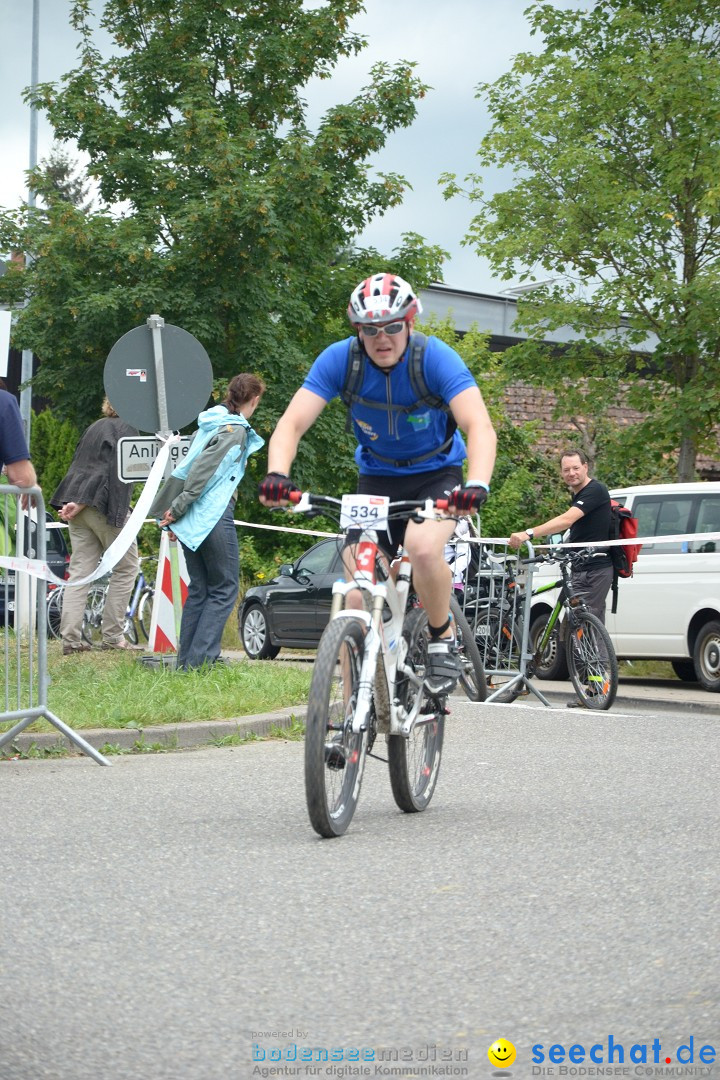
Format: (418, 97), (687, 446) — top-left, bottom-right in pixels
(634, 496), (694, 553)
(690, 496), (720, 554)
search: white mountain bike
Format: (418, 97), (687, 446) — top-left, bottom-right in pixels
(289, 491), (486, 838)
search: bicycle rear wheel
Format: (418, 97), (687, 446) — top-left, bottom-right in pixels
(123, 613), (139, 645)
(81, 584), (108, 646)
(388, 608), (445, 813)
(565, 611), (618, 710)
(137, 587), (154, 641)
(450, 595), (487, 702)
(46, 587), (63, 640)
(304, 616), (368, 838)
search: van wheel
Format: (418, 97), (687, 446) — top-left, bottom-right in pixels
(671, 660), (696, 683)
(530, 614), (569, 681)
(693, 621), (720, 692)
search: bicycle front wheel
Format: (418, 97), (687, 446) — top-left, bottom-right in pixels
(388, 608), (445, 813)
(565, 611), (618, 710)
(450, 595), (487, 702)
(304, 617), (368, 838)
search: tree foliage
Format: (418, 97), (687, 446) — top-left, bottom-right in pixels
(34, 146), (93, 210)
(443, 0), (720, 480)
(0, 0), (445, 434)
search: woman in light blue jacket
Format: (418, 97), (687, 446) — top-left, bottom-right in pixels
(150, 373), (265, 670)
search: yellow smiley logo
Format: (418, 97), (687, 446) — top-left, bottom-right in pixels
(488, 1039), (516, 1069)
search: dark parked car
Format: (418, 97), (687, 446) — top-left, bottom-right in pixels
(239, 537), (344, 659)
(0, 514), (70, 630)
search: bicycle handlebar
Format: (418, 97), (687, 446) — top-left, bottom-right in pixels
(520, 549), (590, 567)
(289, 491), (451, 522)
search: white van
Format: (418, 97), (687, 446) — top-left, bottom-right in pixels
(528, 482), (720, 692)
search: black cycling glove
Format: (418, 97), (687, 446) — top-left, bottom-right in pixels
(258, 472), (300, 503)
(447, 484), (489, 513)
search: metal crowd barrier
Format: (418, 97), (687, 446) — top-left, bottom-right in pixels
(450, 534), (551, 706)
(0, 484), (110, 764)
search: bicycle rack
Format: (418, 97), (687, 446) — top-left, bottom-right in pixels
(451, 537), (551, 707)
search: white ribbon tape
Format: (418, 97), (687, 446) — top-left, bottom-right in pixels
(0, 435), (179, 585)
(457, 532), (720, 548)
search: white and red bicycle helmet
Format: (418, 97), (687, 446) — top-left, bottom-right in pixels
(347, 272), (423, 326)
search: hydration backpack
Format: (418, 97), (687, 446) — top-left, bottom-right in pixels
(340, 332), (457, 467)
(608, 499), (641, 613)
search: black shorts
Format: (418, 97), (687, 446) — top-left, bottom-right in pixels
(355, 466), (463, 556)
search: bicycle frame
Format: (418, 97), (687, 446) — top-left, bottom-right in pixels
(532, 575), (569, 652)
(293, 493), (442, 739)
(532, 559), (594, 657)
(330, 538), (425, 738)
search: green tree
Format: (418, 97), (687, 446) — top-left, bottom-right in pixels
(0, 0), (444, 434)
(443, 0), (720, 481)
(34, 146), (92, 210)
(29, 409), (81, 500)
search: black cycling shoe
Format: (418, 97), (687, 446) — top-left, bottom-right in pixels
(325, 742), (346, 770)
(424, 637), (461, 696)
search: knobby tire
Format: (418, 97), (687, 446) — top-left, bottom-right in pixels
(388, 607), (445, 813)
(304, 617), (368, 838)
(450, 595), (487, 702)
(565, 611), (618, 710)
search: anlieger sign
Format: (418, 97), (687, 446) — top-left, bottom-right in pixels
(117, 436), (192, 482)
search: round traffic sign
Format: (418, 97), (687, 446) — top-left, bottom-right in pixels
(103, 321), (213, 432)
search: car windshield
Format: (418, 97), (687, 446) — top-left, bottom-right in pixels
(295, 541), (338, 575)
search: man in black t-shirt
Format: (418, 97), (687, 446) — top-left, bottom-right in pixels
(510, 448), (613, 622)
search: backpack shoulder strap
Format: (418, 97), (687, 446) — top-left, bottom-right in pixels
(341, 337), (365, 408)
(406, 332), (449, 413)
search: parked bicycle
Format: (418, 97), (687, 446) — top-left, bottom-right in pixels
(289, 491), (487, 838)
(47, 557), (156, 647)
(470, 549), (618, 709)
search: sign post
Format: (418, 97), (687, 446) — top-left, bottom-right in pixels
(104, 316), (213, 654)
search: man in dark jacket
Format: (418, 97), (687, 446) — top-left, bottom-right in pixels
(51, 399), (139, 654)
(510, 448), (612, 621)
(510, 448), (613, 709)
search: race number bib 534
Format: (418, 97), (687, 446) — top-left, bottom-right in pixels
(340, 494), (390, 534)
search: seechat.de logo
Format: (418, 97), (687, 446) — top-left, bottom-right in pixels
(531, 1036), (717, 1067)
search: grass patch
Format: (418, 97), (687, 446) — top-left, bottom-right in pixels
(1, 642), (313, 735)
(1, 740), (70, 760)
(211, 729), (261, 748)
(268, 716), (306, 740)
(619, 660), (680, 680)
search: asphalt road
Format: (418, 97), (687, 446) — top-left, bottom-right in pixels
(1, 698), (718, 1080)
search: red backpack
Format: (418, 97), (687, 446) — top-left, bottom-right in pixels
(608, 499), (641, 612)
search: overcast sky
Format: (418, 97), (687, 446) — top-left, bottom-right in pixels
(0, 0), (579, 294)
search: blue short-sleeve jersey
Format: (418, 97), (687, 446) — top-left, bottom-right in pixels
(0, 390), (31, 472)
(302, 335), (477, 475)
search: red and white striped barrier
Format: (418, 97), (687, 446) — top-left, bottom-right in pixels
(148, 530), (190, 653)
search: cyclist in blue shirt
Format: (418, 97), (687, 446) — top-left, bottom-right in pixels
(259, 273), (496, 694)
